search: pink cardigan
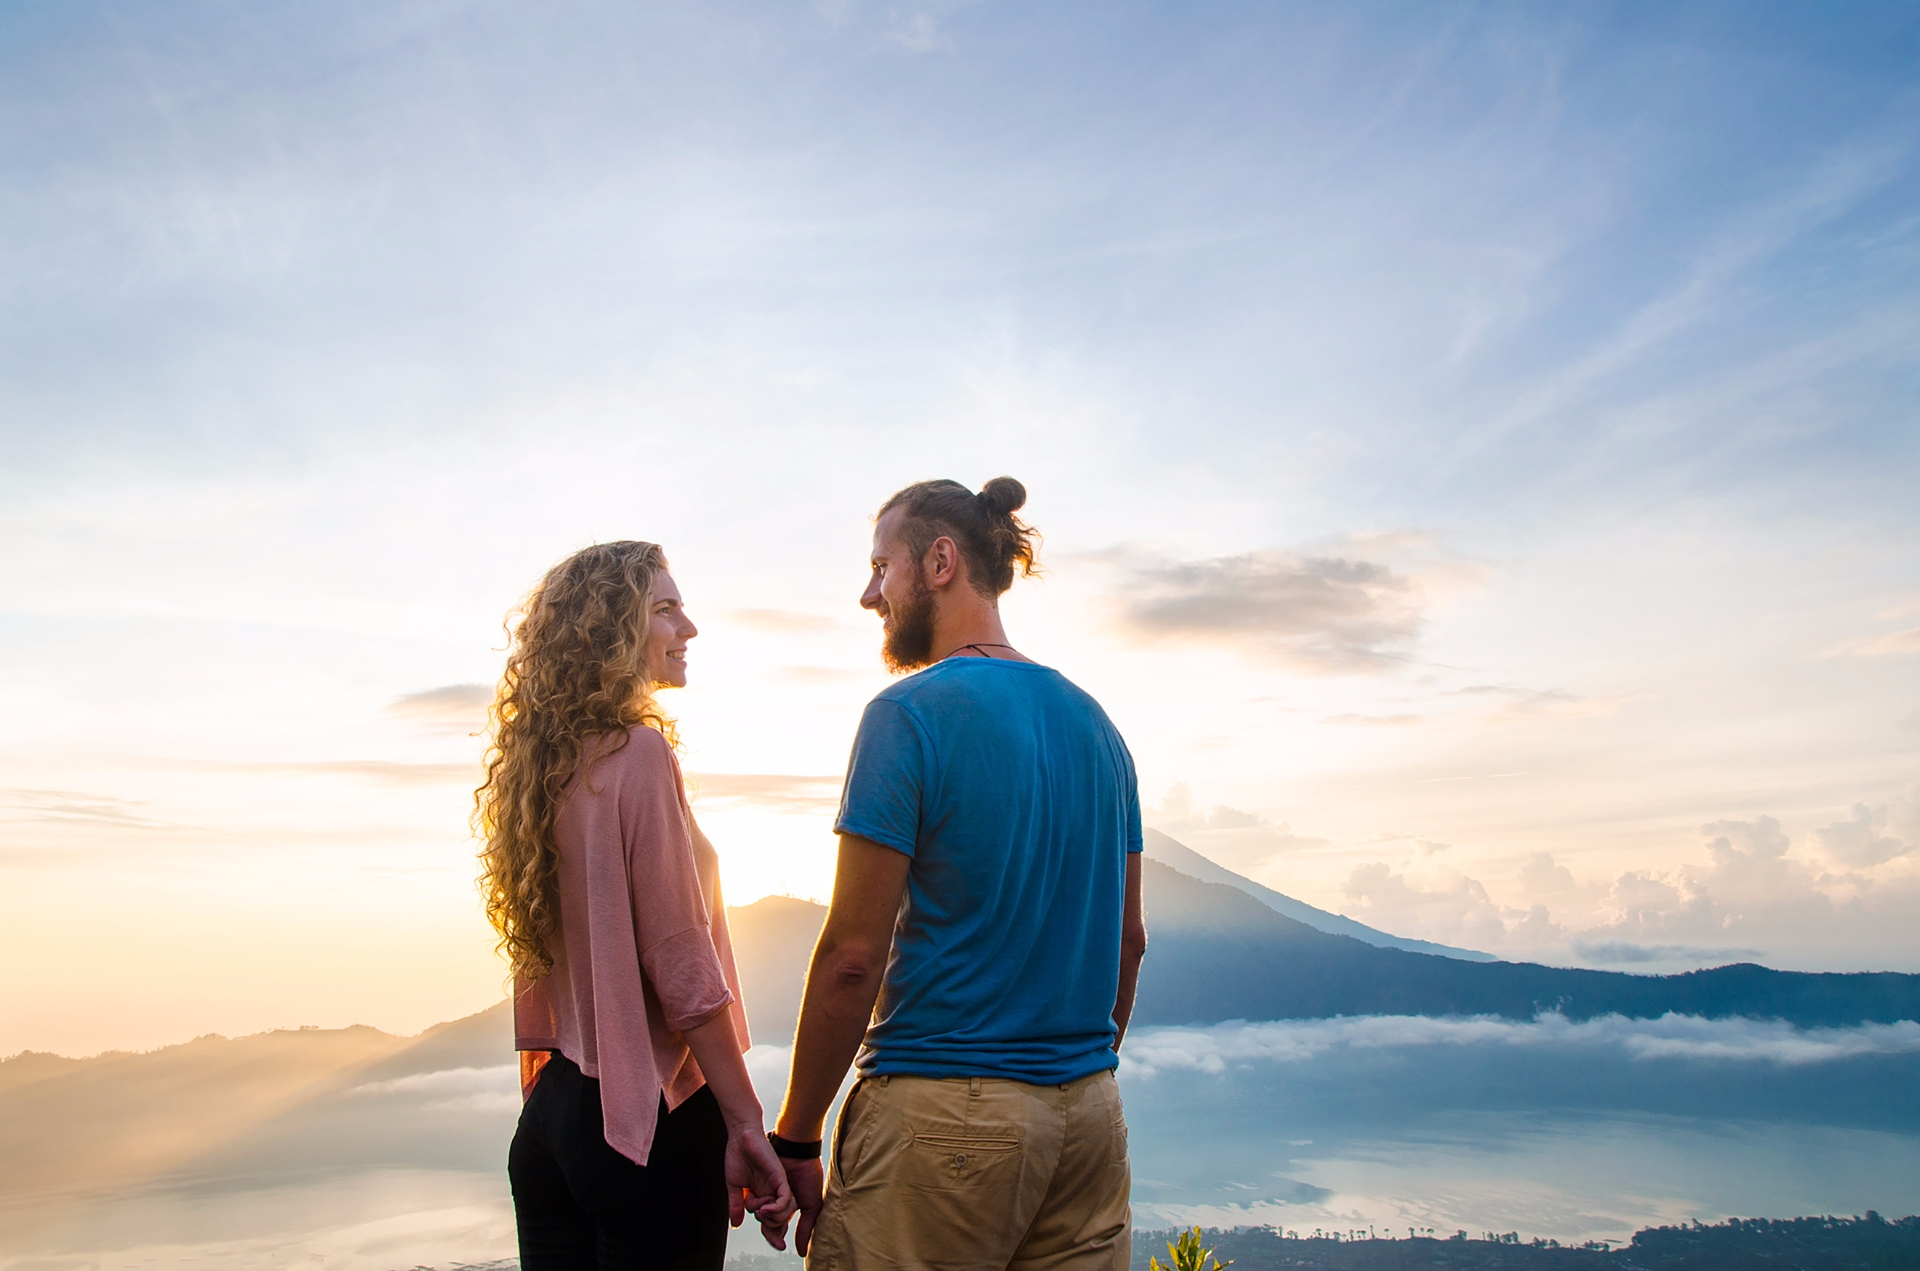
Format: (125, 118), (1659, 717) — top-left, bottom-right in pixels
(513, 726), (749, 1165)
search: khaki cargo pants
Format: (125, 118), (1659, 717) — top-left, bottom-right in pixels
(805, 1070), (1131, 1271)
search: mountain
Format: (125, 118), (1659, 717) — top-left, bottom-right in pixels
(730, 894), (829, 1047)
(1133, 858), (1920, 1028)
(723, 837), (1920, 1039)
(0, 1013), (490, 1196)
(1143, 828), (1495, 961)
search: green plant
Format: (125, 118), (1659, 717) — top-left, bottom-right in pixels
(1148, 1227), (1233, 1271)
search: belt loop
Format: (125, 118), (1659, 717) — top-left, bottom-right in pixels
(969, 1076), (981, 1098)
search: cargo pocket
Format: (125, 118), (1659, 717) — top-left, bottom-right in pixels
(907, 1131), (1022, 1188)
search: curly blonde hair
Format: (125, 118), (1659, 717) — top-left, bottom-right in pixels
(475, 541), (677, 982)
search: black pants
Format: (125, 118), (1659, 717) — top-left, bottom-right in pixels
(508, 1052), (729, 1271)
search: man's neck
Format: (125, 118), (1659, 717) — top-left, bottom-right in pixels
(928, 606), (1032, 664)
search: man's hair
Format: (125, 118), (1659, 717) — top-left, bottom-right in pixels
(879, 476), (1040, 597)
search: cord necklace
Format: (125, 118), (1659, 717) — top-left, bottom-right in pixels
(950, 642), (1018, 659)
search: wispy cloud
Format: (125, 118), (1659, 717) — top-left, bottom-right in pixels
(384, 683), (493, 732)
(139, 758), (477, 787)
(1571, 940), (1763, 965)
(726, 608), (848, 633)
(1478, 130), (1915, 447)
(773, 665), (875, 684)
(1449, 684), (1648, 721)
(0, 788), (181, 830)
(686, 772), (842, 813)
(882, 2), (970, 52)
(1146, 784), (1329, 856)
(1110, 548), (1425, 674)
(1119, 1014), (1920, 1079)
(1827, 626), (1920, 658)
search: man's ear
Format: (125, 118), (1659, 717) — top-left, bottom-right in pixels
(924, 536), (963, 589)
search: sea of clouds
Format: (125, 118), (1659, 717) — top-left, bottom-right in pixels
(350, 1063), (522, 1114)
(9, 1011), (1919, 1268)
(1118, 1012), (1920, 1076)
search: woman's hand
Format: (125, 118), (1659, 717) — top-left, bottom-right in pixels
(682, 1007), (797, 1240)
(724, 1123), (797, 1243)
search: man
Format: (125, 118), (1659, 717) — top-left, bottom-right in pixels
(769, 476), (1148, 1271)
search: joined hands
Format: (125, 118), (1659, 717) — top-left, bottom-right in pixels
(724, 1124), (800, 1250)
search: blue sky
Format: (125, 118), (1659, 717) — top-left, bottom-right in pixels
(3, 1), (1918, 1054)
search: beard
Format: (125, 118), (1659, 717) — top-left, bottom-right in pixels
(880, 570), (938, 673)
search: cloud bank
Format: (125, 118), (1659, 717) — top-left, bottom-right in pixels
(1816, 793), (1919, 867)
(1119, 1014), (1920, 1079)
(350, 1062), (519, 1114)
(1334, 799), (1920, 970)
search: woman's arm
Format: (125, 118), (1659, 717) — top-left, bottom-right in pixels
(611, 734), (796, 1235)
(684, 1002), (798, 1239)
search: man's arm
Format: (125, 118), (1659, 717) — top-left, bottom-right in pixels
(776, 832), (911, 1138)
(1111, 853), (1147, 1051)
(774, 832), (911, 1254)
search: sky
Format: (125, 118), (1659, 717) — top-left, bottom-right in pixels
(3, 0), (1918, 1057)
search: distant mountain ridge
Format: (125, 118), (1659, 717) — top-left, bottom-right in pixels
(726, 835), (1920, 1041)
(1134, 857), (1920, 1029)
(1143, 828), (1496, 961)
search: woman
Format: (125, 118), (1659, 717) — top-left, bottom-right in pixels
(476, 541), (794, 1268)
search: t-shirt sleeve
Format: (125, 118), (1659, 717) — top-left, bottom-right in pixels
(1121, 735), (1144, 854)
(833, 697), (928, 857)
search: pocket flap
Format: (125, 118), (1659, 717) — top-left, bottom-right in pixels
(912, 1132), (1020, 1152)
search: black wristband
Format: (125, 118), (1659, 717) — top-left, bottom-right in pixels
(767, 1131), (822, 1160)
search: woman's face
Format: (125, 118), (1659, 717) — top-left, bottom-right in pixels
(642, 571), (699, 689)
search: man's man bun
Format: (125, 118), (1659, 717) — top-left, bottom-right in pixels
(879, 476), (1040, 598)
(978, 476), (1027, 516)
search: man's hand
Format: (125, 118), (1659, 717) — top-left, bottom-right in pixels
(723, 1124), (796, 1237)
(780, 1156), (826, 1255)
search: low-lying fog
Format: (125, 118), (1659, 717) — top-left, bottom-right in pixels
(4, 1012), (1917, 1270)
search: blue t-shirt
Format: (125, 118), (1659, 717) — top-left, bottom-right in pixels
(834, 657), (1143, 1084)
